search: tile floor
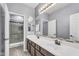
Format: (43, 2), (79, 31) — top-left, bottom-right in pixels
(9, 46), (30, 56)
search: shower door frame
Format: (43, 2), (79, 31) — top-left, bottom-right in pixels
(9, 12), (25, 51)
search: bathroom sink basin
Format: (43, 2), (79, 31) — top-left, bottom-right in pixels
(66, 40), (74, 43)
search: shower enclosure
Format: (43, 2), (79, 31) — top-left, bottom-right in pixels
(10, 21), (23, 44)
(9, 13), (24, 47)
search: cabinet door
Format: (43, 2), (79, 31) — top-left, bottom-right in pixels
(36, 50), (43, 56)
(40, 47), (54, 56)
(31, 41), (36, 47)
(30, 46), (35, 56)
(27, 39), (29, 50)
(35, 44), (41, 51)
(40, 47), (48, 56)
(27, 39), (31, 53)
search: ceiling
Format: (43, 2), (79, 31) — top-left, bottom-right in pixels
(24, 3), (39, 8)
(46, 3), (69, 15)
(44, 3), (69, 15)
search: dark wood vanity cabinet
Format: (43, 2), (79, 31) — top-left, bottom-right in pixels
(36, 50), (43, 56)
(26, 38), (54, 56)
(40, 47), (53, 56)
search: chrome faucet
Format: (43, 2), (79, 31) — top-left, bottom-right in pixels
(36, 34), (40, 39)
(55, 40), (61, 45)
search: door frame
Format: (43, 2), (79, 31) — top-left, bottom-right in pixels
(9, 12), (26, 51)
(0, 3), (10, 56)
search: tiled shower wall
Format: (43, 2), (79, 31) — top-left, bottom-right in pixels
(10, 23), (23, 44)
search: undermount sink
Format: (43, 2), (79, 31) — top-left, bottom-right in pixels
(65, 39), (79, 43)
(66, 40), (74, 43)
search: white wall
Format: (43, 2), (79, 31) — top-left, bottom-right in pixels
(70, 13), (79, 41)
(1, 3), (10, 56)
(48, 19), (56, 37)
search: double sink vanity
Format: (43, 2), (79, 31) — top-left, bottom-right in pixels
(26, 35), (79, 56)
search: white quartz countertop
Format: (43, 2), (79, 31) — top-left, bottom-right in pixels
(26, 35), (79, 56)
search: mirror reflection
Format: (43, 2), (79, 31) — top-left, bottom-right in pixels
(48, 19), (56, 38)
(35, 9), (79, 45)
(27, 16), (35, 35)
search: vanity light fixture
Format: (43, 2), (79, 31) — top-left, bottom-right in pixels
(39, 3), (56, 14)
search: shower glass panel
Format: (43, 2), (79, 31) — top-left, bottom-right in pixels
(10, 22), (23, 43)
(9, 14), (23, 44)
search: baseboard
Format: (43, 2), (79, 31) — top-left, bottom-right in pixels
(9, 42), (23, 48)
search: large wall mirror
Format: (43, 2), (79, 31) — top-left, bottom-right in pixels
(35, 17), (57, 37)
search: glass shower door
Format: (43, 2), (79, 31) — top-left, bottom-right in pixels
(10, 22), (23, 44)
(9, 14), (24, 45)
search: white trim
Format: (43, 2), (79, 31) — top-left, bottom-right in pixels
(23, 16), (26, 51)
(9, 12), (24, 17)
(9, 42), (23, 48)
(1, 3), (10, 56)
(5, 40), (9, 56)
